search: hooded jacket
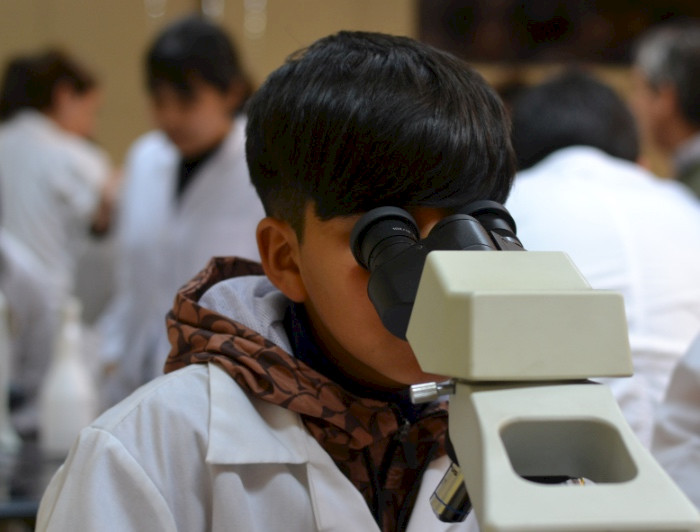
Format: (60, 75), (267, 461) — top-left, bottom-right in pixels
(164, 257), (449, 531)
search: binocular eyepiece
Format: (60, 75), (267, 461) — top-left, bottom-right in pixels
(350, 206), (421, 272)
(350, 200), (522, 339)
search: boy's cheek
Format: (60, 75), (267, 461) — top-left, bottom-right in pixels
(349, 264), (370, 290)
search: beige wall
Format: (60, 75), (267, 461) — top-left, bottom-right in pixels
(224, 0), (417, 87)
(0, 0), (417, 165)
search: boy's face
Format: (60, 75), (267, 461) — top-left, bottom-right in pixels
(149, 80), (236, 157)
(260, 204), (449, 391)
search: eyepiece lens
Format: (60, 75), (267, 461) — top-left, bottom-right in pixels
(350, 207), (419, 270)
(460, 200), (517, 234)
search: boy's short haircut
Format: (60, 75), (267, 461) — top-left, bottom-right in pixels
(146, 14), (251, 109)
(511, 69), (640, 170)
(245, 31), (515, 236)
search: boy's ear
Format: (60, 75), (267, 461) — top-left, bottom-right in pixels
(256, 217), (307, 303)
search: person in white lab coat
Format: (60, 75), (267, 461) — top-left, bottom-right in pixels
(97, 15), (265, 407)
(506, 70), (700, 448)
(0, 50), (114, 305)
(37, 31), (515, 531)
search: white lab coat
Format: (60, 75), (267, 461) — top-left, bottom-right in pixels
(0, 110), (109, 299)
(652, 333), (700, 509)
(98, 118), (265, 407)
(0, 229), (60, 435)
(37, 363), (479, 532)
(506, 146), (700, 448)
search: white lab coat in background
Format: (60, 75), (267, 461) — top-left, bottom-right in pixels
(0, 110), (109, 300)
(98, 117), (265, 407)
(36, 363), (479, 532)
(0, 229), (60, 435)
(653, 333), (700, 510)
(506, 146), (700, 448)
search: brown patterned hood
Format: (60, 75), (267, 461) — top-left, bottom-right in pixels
(164, 257), (448, 531)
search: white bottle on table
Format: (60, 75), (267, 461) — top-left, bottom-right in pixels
(38, 297), (97, 458)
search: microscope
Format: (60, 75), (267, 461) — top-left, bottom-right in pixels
(350, 201), (700, 532)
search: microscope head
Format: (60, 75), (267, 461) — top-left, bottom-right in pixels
(350, 201), (524, 341)
(350, 201), (630, 381)
(406, 250), (632, 381)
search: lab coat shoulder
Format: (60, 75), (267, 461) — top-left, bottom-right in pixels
(37, 364), (211, 531)
(111, 130), (177, 258)
(1, 111), (109, 217)
(123, 130), (175, 170)
(31, 112), (110, 213)
(119, 130), (175, 201)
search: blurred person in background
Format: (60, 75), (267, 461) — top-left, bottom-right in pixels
(506, 69), (700, 448)
(97, 15), (265, 408)
(631, 20), (700, 198)
(0, 49), (117, 311)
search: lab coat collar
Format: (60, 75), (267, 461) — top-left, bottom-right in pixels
(205, 362), (381, 532)
(205, 363), (310, 465)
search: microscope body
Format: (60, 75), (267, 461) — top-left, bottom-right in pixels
(406, 251), (700, 531)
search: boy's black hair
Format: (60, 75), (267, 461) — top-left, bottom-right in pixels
(245, 31), (516, 236)
(146, 14), (251, 111)
(511, 69), (640, 170)
(0, 49), (97, 121)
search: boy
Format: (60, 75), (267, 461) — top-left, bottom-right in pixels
(37, 31), (514, 531)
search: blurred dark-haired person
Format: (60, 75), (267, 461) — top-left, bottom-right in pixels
(631, 20), (700, 198)
(97, 15), (264, 407)
(0, 49), (114, 308)
(506, 69), (700, 448)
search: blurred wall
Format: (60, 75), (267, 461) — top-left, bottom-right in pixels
(0, 0), (417, 165)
